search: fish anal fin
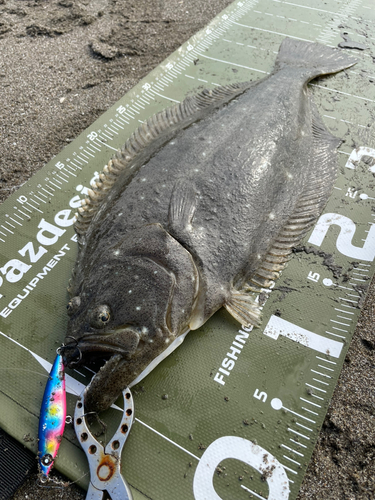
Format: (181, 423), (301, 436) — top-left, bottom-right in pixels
(224, 289), (261, 328)
(308, 99), (342, 212)
(311, 101), (342, 149)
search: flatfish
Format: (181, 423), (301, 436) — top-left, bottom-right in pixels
(61, 38), (356, 413)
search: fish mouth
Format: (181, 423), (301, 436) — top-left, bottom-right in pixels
(61, 328), (140, 367)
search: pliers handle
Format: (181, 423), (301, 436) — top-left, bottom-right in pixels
(74, 387), (134, 500)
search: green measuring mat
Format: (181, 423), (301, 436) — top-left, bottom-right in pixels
(1, 0), (375, 498)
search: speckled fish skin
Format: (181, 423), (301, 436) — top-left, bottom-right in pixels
(62, 39), (356, 413)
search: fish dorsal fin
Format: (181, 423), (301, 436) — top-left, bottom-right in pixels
(74, 82), (251, 246)
(228, 102), (341, 326)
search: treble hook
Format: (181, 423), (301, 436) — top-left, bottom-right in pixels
(58, 336), (82, 366)
(64, 335), (79, 346)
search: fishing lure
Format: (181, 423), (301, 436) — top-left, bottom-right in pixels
(38, 351), (67, 480)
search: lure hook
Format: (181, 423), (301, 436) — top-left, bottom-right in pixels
(59, 336), (82, 366)
(68, 347), (82, 366)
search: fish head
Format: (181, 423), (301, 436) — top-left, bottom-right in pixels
(61, 223), (199, 412)
(63, 254), (177, 361)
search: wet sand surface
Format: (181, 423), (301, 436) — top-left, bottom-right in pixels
(0, 1), (373, 499)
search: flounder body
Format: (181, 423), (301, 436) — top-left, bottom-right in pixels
(62, 39), (356, 413)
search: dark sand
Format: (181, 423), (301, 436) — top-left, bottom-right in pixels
(0, 0), (373, 499)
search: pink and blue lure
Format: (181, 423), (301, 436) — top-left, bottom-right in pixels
(38, 352), (67, 479)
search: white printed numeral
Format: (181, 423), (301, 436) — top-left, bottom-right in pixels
(253, 389), (267, 402)
(345, 187), (357, 199)
(308, 213), (375, 262)
(193, 436), (290, 499)
(17, 196), (27, 204)
(307, 271), (320, 282)
(87, 131), (98, 141)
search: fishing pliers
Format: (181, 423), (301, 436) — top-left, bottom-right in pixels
(74, 387), (134, 500)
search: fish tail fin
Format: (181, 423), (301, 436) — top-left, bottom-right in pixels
(275, 38), (357, 81)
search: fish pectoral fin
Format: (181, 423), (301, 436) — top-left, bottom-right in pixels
(224, 289), (261, 328)
(168, 179), (197, 235)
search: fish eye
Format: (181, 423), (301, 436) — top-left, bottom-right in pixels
(66, 296), (81, 316)
(91, 305), (111, 328)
